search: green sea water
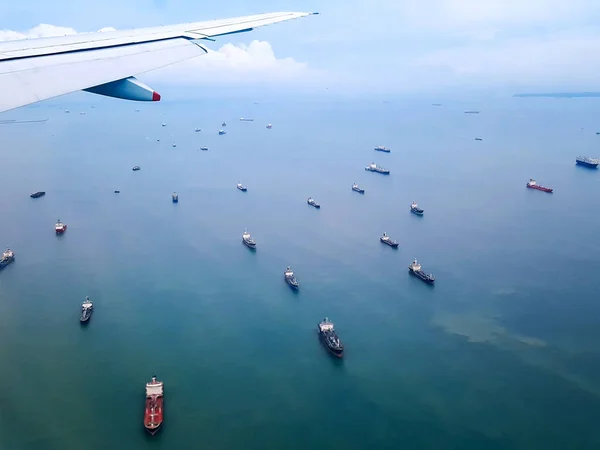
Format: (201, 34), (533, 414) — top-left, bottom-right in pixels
(1, 95), (600, 449)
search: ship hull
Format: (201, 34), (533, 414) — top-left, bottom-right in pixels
(410, 208), (424, 216)
(55, 226), (67, 234)
(526, 185), (553, 193)
(380, 238), (399, 248)
(307, 202), (320, 208)
(318, 331), (343, 358)
(285, 277), (299, 289)
(144, 396), (164, 436)
(365, 168), (390, 175)
(242, 239), (256, 249)
(237, 187), (247, 192)
(576, 160), (599, 168)
(374, 149), (390, 153)
(30, 192), (45, 198)
(352, 187), (365, 194)
(409, 269), (434, 285)
(0, 258), (14, 270)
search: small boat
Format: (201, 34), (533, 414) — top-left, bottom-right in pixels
(114, 190), (120, 194)
(79, 112), (86, 115)
(132, 165), (141, 171)
(55, 219), (67, 234)
(65, 110), (70, 113)
(0, 248), (15, 270)
(380, 232), (399, 248)
(374, 146), (390, 153)
(576, 156), (599, 168)
(318, 317), (344, 357)
(526, 179), (553, 193)
(172, 143), (176, 148)
(219, 130), (226, 135)
(239, 118), (254, 122)
(30, 191), (45, 198)
(351, 183), (365, 194)
(144, 375), (164, 435)
(242, 229), (257, 249)
(162, 123), (167, 127)
(237, 183), (247, 192)
(172, 192), (178, 203)
(194, 128), (201, 132)
(410, 201), (424, 215)
(408, 259), (435, 284)
(475, 137), (483, 141)
(284, 266), (299, 289)
(200, 146), (208, 151)
(80, 296), (93, 322)
(266, 124), (272, 129)
(365, 162), (390, 174)
(222, 122), (227, 127)
(464, 110), (480, 114)
(307, 197), (320, 208)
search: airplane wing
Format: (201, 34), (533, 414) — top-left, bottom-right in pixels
(0, 12), (317, 113)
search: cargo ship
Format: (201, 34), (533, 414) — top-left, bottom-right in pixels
(307, 197), (320, 208)
(222, 122), (227, 127)
(237, 183), (247, 192)
(318, 317), (344, 358)
(55, 219), (67, 234)
(464, 110), (480, 114)
(351, 183), (365, 194)
(144, 375), (164, 435)
(410, 201), (424, 215)
(0, 248), (15, 270)
(374, 146), (391, 153)
(219, 130), (226, 135)
(239, 118), (254, 122)
(475, 137), (483, 141)
(408, 259), (435, 284)
(132, 165), (141, 171)
(526, 179), (553, 193)
(365, 162), (390, 174)
(266, 124), (272, 129)
(200, 146), (208, 151)
(194, 127), (201, 132)
(284, 266), (299, 289)
(242, 229), (257, 249)
(80, 296), (93, 322)
(172, 193), (178, 203)
(380, 232), (399, 248)
(30, 191), (45, 198)
(576, 156), (599, 168)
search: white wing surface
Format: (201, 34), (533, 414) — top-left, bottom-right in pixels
(0, 12), (316, 113)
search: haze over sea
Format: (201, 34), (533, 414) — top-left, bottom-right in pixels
(1, 93), (600, 450)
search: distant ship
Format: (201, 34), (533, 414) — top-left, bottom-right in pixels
(237, 183), (247, 192)
(526, 179), (553, 193)
(380, 232), (399, 248)
(80, 296), (93, 322)
(284, 266), (299, 289)
(318, 317), (344, 357)
(576, 156), (599, 168)
(194, 128), (201, 132)
(219, 130), (226, 135)
(0, 248), (15, 270)
(351, 183), (365, 194)
(408, 259), (435, 284)
(162, 123), (166, 127)
(172, 192), (178, 203)
(65, 110), (70, 113)
(132, 166), (141, 171)
(374, 146), (391, 153)
(200, 146), (208, 151)
(172, 143), (176, 148)
(307, 197), (320, 208)
(410, 201), (424, 215)
(144, 375), (164, 435)
(431, 103), (442, 106)
(239, 118), (254, 121)
(114, 190), (120, 194)
(464, 110), (480, 114)
(242, 229), (257, 249)
(222, 122), (227, 127)
(475, 137), (483, 141)
(55, 219), (67, 234)
(266, 124), (272, 129)
(365, 162), (390, 174)
(30, 191), (45, 198)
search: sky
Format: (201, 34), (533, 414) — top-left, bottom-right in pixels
(2, 0), (600, 95)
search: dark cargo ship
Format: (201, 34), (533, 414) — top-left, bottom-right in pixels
(0, 248), (15, 270)
(380, 232), (399, 248)
(172, 192), (178, 203)
(410, 201), (424, 215)
(30, 191), (45, 198)
(237, 183), (247, 192)
(284, 266), (299, 289)
(318, 317), (344, 357)
(144, 375), (164, 435)
(351, 183), (365, 194)
(408, 259), (435, 284)
(307, 197), (320, 208)
(576, 156), (599, 168)
(80, 296), (93, 322)
(365, 162), (390, 174)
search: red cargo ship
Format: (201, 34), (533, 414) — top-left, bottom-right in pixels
(526, 179), (553, 193)
(55, 219), (67, 234)
(144, 375), (164, 435)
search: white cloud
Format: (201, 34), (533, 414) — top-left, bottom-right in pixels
(0, 24), (77, 41)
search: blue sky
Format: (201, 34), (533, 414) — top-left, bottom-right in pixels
(2, 0), (600, 94)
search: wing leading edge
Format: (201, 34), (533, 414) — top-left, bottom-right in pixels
(0, 12), (317, 113)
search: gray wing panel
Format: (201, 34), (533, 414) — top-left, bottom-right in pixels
(0, 38), (207, 113)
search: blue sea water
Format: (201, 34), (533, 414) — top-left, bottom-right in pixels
(1, 94), (600, 449)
